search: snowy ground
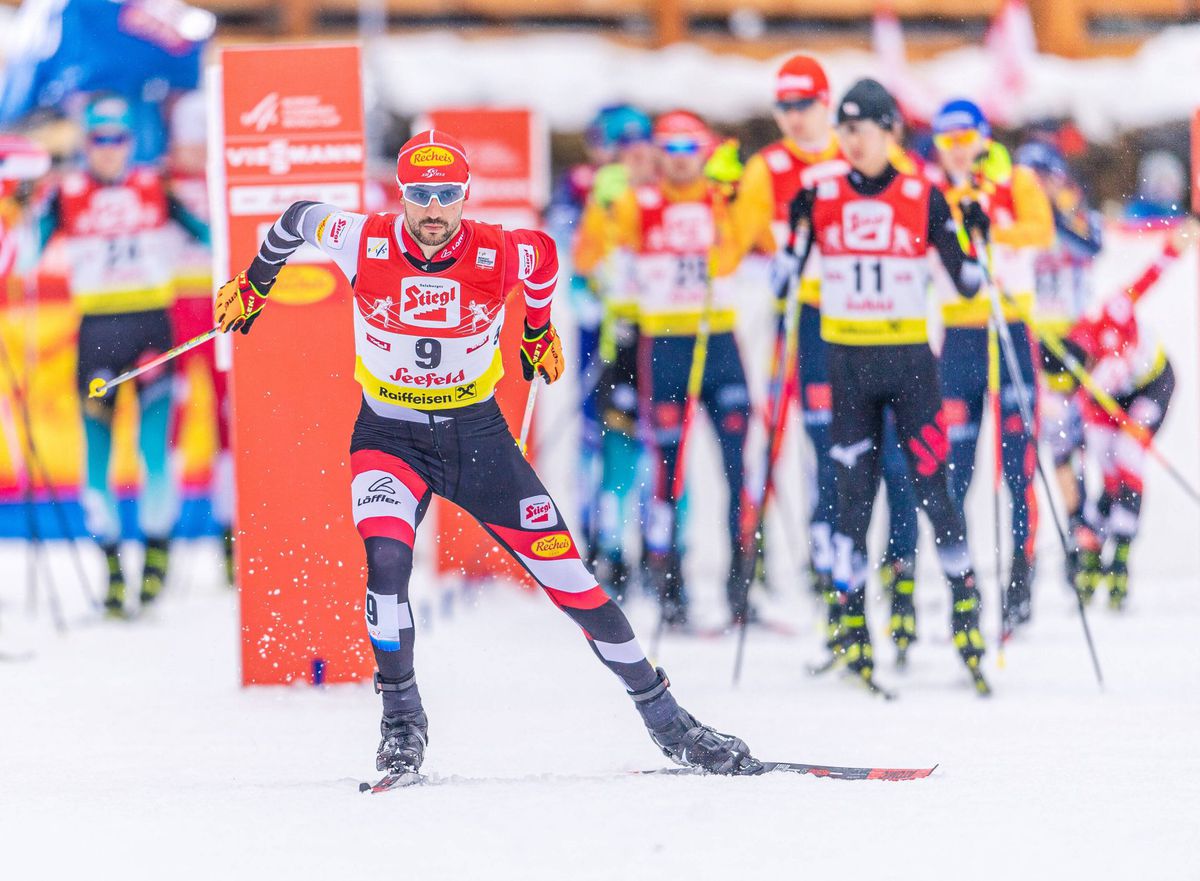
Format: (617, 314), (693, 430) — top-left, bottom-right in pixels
(3, 233), (1200, 879)
(1, 540), (1198, 880)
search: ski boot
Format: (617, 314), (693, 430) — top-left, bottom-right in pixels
(950, 572), (990, 696)
(103, 545), (126, 619)
(140, 537), (169, 606)
(1004, 551), (1033, 635)
(883, 556), (917, 666)
(1071, 523), (1102, 604)
(1106, 538), (1132, 611)
(596, 552), (631, 604)
(821, 575), (843, 653)
(223, 527), (236, 588)
(376, 709), (429, 775)
(630, 668), (761, 775)
(649, 550), (689, 628)
(840, 593), (875, 684)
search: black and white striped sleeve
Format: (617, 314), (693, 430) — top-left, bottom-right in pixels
(246, 201), (365, 292)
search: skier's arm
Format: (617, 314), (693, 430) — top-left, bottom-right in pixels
(245, 200), (364, 294)
(928, 187), (983, 297)
(727, 152), (776, 256)
(1054, 202), (1103, 258)
(505, 227), (565, 383)
(167, 193), (210, 245)
(572, 196), (616, 276)
(991, 166), (1054, 250)
(216, 200), (364, 333)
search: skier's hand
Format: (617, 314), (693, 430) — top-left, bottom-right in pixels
(520, 320), (564, 384)
(214, 271), (267, 334)
(960, 199), (991, 244)
(704, 139), (743, 185)
(769, 249), (801, 299)
(788, 186), (815, 231)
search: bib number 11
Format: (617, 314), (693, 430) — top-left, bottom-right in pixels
(853, 259), (883, 295)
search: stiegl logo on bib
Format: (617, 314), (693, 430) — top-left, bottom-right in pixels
(400, 277), (460, 328)
(842, 201), (895, 251)
(520, 495), (557, 529)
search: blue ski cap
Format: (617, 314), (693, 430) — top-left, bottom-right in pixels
(1014, 141), (1067, 177)
(932, 99), (990, 139)
(587, 104), (653, 149)
(84, 94), (134, 136)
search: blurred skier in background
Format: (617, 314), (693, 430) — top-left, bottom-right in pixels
(572, 105), (659, 600)
(38, 93), (208, 616)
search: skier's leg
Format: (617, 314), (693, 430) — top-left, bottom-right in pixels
(643, 335), (690, 621)
(77, 315), (130, 613)
(827, 345), (884, 675)
(998, 323), (1038, 621)
(595, 329), (643, 599)
(131, 310), (178, 605)
(892, 345), (985, 677)
(1106, 363), (1174, 609)
(939, 327), (987, 506)
(880, 409), (919, 656)
(700, 332), (751, 619)
(797, 304), (836, 588)
(447, 401), (758, 773)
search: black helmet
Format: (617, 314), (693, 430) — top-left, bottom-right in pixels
(836, 79), (899, 129)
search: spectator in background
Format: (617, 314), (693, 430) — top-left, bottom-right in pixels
(1125, 150), (1188, 222)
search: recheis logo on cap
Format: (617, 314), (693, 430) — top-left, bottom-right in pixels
(411, 146), (455, 167)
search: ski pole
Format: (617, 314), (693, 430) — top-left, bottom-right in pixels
(0, 325), (96, 616)
(1016, 304), (1200, 506)
(974, 232), (1104, 689)
(518, 378), (539, 456)
(987, 316), (1007, 667)
(734, 223), (813, 686)
(87, 325), (220, 399)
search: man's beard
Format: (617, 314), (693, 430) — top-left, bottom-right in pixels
(407, 214), (457, 247)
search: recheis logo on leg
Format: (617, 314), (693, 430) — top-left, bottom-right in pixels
(519, 495), (557, 529)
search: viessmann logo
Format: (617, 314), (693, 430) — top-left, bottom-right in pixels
(225, 140), (364, 176)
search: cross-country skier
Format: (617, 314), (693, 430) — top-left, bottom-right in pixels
(1062, 221), (1195, 609)
(602, 111), (753, 626)
(572, 105), (659, 600)
(38, 94), (209, 616)
(213, 129), (760, 777)
(928, 100), (1054, 632)
(730, 54), (848, 628)
(790, 80), (990, 694)
(1018, 140), (1103, 592)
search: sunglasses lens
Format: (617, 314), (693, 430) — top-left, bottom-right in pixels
(403, 184), (465, 207)
(659, 139), (701, 155)
(89, 134), (130, 146)
(777, 99), (816, 113)
(935, 130), (981, 151)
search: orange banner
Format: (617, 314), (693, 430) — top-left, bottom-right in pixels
(419, 108), (548, 585)
(217, 43), (370, 686)
(1192, 109), (1200, 215)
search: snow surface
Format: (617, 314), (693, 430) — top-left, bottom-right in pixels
(3, 232), (1200, 879)
(366, 25), (1200, 141)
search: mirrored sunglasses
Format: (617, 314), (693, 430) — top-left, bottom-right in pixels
(934, 129), (984, 151)
(657, 138), (703, 156)
(402, 183), (467, 208)
(88, 133), (131, 147)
